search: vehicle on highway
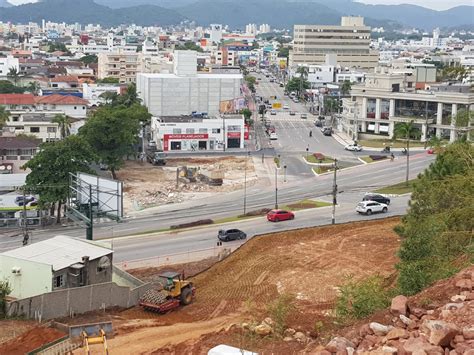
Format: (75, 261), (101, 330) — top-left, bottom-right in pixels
(293, 98), (299, 103)
(344, 144), (362, 152)
(283, 104), (289, 109)
(300, 113), (307, 119)
(270, 110), (276, 115)
(356, 201), (388, 215)
(218, 229), (247, 242)
(267, 209), (295, 222)
(279, 83), (284, 87)
(269, 132), (278, 140)
(314, 120), (323, 127)
(289, 111), (296, 116)
(363, 193), (391, 205)
(321, 127), (332, 136)
(269, 78), (275, 83)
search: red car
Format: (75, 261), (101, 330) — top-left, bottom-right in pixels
(267, 209), (295, 222)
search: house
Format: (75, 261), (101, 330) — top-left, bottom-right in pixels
(0, 235), (113, 299)
(0, 135), (41, 173)
(34, 94), (89, 118)
(49, 75), (80, 89)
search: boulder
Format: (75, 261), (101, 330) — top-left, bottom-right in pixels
(403, 337), (444, 353)
(263, 317), (275, 327)
(455, 279), (472, 291)
(283, 336), (294, 342)
(370, 322), (393, 336)
(391, 295), (408, 316)
(380, 346), (398, 354)
(284, 328), (296, 336)
(383, 327), (409, 341)
(450, 294), (466, 302)
(399, 314), (414, 327)
(326, 336), (355, 352)
(423, 320), (459, 346)
(294, 331), (307, 343)
(254, 323), (272, 336)
(462, 326), (474, 340)
(359, 323), (373, 337)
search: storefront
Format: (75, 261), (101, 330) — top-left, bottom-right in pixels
(163, 134), (209, 151)
(227, 132), (241, 148)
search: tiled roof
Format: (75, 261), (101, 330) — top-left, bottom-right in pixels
(0, 136), (41, 149)
(0, 94), (36, 105)
(50, 75), (79, 83)
(35, 94), (88, 105)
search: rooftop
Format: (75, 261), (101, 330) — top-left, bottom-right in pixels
(1, 235), (112, 271)
(35, 94), (88, 105)
(0, 94), (36, 105)
(0, 136), (41, 149)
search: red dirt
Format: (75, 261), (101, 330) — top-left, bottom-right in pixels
(0, 325), (66, 354)
(0, 319), (37, 345)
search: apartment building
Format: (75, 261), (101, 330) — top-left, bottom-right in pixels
(97, 50), (141, 83)
(0, 55), (19, 79)
(290, 16), (379, 70)
(340, 67), (473, 143)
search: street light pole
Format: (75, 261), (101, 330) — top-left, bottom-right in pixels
(331, 159), (338, 225)
(243, 151), (250, 215)
(275, 167), (278, 209)
(284, 164), (287, 183)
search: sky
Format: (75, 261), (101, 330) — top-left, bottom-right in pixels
(7, 0), (474, 10)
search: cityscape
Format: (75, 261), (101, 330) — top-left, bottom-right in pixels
(0, 0), (473, 353)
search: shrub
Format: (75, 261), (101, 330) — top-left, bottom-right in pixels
(267, 293), (295, 336)
(335, 275), (391, 323)
(0, 280), (12, 318)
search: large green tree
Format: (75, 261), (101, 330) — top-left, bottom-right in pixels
(393, 121), (420, 185)
(22, 136), (96, 223)
(396, 142), (474, 295)
(341, 80), (352, 96)
(0, 80), (25, 94)
(79, 103), (150, 179)
(285, 77), (310, 96)
(7, 68), (20, 86)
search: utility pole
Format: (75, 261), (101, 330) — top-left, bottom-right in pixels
(22, 187), (29, 246)
(331, 159), (338, 225)
(243, 151), (250, 215)
(275, 166), (278, 209)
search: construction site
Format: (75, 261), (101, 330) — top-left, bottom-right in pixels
(117, 156), (258, 213)
(0, 217), (406, 354)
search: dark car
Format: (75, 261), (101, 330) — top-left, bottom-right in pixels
(218, 229), (247, 242)
(322, 127), (332, 136)
(363, 193), (391, 205)
(314, 120), (323, 127)
(14, 195), (36, 206)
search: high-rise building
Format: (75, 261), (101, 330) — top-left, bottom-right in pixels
(245, 24), (257, 35)
(259, 24), (271, 34)
(290, 16), (379, 70)
(97, 50), (141, 83)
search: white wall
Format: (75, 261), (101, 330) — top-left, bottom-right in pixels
(0, 56), (20, 78)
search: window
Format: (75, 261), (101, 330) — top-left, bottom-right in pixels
(74, 106), (77, 110)
(30, 127), (40, 133)
(54, 274), (64, 288)
(185, 128), (195, 134)
(47, 127), (57, 133)
(227, 125), (241, 132)
(172, 128), (182, 134)
(198, 128), (207, 134)
(212, 128), (221, 134)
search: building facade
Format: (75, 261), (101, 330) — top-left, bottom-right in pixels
(97, 50), (141, 83)
(0, 55), (20, 79)
(290, 16), (379, 70)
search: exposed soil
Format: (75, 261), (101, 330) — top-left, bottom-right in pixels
(0, 325), (65, 354)
(0, 319), (37, 345)
(117, 157), (257, 213)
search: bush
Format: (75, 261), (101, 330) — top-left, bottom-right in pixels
(369, 155), (387, 161)
(0, 280), (11, 318)
(335, 275), (391, 323)
(170, 219), (213, 229)
(267, 293), (295, 336)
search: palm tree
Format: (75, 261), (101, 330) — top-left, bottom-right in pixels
(296, 66), (309, 99)
(52, 114), (71, 139)
(99, 91), (119, 106)
(393, 121), (418, 186)
(0, 106), (9, 129)
(341, 80), (352, 96)
(7, 67), (20, 86)
(26, 81), (41, 95)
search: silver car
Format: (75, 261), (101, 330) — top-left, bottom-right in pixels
(356, 201), (388, 215)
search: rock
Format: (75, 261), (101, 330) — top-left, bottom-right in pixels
(453, 334), (465, 343)
(384, 327), (409, 341)
(254, 323), (272, 336)
(440, 310), (452, 319)
(326, 336), (355, 352)
(241, 322), (250, 330)
(424, 320), (459, 346)
(263, 317), (274, 327)
(283, 336), (294, 342)
(411, 307), (428, 318)
(370, 322), (393, 336)
(462, 326), (474, 340)
(284, 328), (296, 336)
(380, 346), (398, 354)
(403, 337), (444, 353)
(391, 295), (408, 316)
(444, 303), (464, 311)
(400, 314), (414, 327)
(314, 350), (332, 355)
(455, 279), (472, 291)
(359, 323), (373, 337)
(450, 294), (466, 302)
(294, 331), (307, 343)
(465, 292), (474, 301)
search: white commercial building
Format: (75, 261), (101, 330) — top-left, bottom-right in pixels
(150, 115), (246, 151)
(82, 83), (122, 106)
(0, 56), (19, 79)
(137, 50), (243, 117)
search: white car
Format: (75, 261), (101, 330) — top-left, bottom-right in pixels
(269, 132), (278, 140)
(344, 144), (363, 152)
(283, 104), (289, 110)
(356, 201), (388, 215)
(270, 110), (277, 115)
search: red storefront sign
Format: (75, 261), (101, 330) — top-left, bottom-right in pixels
(227, 132), (241, 138)
(163, 133), (209, 151)
(244, 124), (250, 140)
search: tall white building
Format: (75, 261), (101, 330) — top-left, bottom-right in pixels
(137, 50), (243, 117)
(0, 56), (19, 79)
(209, 24), (223, 44)
(259, 24), (271, 34)
(245, 24), (257, 36)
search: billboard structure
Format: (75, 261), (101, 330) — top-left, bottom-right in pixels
(66, 172), (123, 240)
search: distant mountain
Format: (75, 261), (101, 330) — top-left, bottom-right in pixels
(95, 0), (196, 9)
(0, 0), (185, 26)
(0, 0), (13, 7)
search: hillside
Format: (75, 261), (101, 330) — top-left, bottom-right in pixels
(0, 0), (185, 26)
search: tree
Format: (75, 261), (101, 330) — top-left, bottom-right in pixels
(396, 142), (474, 295)
(99, 91), (119, 105)
(175, 41), (203, 52)
(52, 113), (71, 139)
(296, 66), (309, 99)
(324, 97), (341, 115)
(341, 80), (352, 96)
(22, 136), (96, 223)
(96, 77), (120, 84)
(244, 75), (256, 93)
(7, 67), (20, 86)
(0, 106), (9, 129)
(0, 80), (25, 94)
(26, 81), (40, 95)
(454, 109), (473, 141)
(240, 108), (253, 126)
(278, 47), (290, 58)
(79, 54), (98, 65)
(115, 83), (140, 107)
(439, 66), (469, 82)
(393, 121), (419, 186)
(80, 104), (150, 179)
(0, 280), (11, 318)
(285, 77), (310, 96)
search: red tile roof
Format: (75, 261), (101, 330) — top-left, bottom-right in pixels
(35, 94), (88, 105)
(0, 94), (36, 105)
(50, 75), (79, 83)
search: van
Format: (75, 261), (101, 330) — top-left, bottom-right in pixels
(300, 113), (307, 119)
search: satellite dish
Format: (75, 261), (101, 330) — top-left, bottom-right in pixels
(97, 256), (111, 270)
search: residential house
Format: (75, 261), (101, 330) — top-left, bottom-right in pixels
(0, 135), (41, 173)
(49, 75), (80, 89)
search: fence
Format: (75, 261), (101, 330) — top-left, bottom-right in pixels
(118, 243), (243, 270)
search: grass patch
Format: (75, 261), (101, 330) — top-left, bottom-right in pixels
(313, 166), (334, 175)
(274, 156), (280, 168)
(374, 179), (417, 195)
(281, 199), (331, 211)
(358, 139), (425, 148)
(359, 156), (387, 164)
(305, 154), (334, 164)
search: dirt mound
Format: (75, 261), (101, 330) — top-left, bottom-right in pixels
(0, 325), (66, 354)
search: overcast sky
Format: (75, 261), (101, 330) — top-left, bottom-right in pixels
(356, 0), (473, 11)
(7, 0), (474, 10)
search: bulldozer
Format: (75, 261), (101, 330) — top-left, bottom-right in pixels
(139, 271), (195, 313)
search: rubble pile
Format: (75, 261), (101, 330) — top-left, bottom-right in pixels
(241, 318), (314, 344)
(314, 267), (474, 354)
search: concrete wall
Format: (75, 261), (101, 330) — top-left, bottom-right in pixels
(6, 279), (151, 320)
(0, 255), (52, 299)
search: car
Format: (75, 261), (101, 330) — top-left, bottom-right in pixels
(363, 193), (391, 205)
(257, 77), (262, 80)
(283, 104), (289, 109)
(218, 229), (247, 242)
(269, 132), (278, 140)
(14, 195), (36, 206)
(344, 144), (363, 152)
(321, 127), (332, 136)
(356, 201), (388, 215)
(99, 163), (109, 170)
(289, 111), (296, 116)
(279, 83), (284, 87)
(269, 79), (275, 83)
(300, 113), (307, 119)
(293, 98), (299, 103)
(267, 209), (295, 222)
(314, 120), (323, 127)
(270, 110), (277, 115)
